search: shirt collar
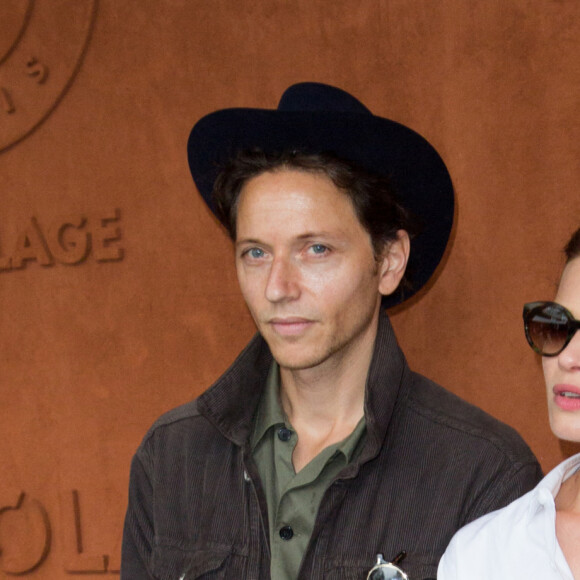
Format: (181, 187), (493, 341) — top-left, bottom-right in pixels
(250, 360), (367, 463)
(529, 452), (580, 515)
(251, 361), (285, 450)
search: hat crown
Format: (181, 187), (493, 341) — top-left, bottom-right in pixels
(277, 82), (372, 115)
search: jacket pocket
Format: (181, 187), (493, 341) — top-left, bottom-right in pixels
(152, 544), (247, 579)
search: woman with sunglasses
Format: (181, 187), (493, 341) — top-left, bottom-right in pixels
(438, 227), (580, 580)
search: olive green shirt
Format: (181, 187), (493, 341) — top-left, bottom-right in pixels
(251, 362), (366, 580)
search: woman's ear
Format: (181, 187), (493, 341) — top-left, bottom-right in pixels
(378, 230), (410, 297)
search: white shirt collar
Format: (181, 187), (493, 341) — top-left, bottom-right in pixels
(528, 452), (580, 516)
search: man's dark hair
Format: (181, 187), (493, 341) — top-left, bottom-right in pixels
(564, 227), (580, 263)
(212, 148), (420, 299)
(214, 147), (419, 241)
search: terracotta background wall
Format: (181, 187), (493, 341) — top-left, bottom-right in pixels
(0, 0), (578, 576)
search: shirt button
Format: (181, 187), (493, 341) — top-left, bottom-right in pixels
(279, 525), (294, 540)
(277, 427), (293, 442)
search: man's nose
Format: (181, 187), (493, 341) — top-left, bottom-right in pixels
(265, 257), (300, 302)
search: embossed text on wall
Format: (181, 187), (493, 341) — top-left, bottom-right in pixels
(0, 209), (124, 272)
(0, 490), (121, 576)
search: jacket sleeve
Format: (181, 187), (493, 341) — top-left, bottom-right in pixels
(121, 451), (156, 579)
(465, 456), (542, 523)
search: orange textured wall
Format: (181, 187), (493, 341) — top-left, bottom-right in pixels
(0, 1), (578, 576)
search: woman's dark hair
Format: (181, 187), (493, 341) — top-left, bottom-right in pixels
(212, 148), (421, 297)
(564, 227), (580, 263)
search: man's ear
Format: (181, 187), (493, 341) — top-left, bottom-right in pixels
(378, 230), (410, 297)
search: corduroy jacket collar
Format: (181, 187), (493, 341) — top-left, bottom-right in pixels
(197, 311), (410, 464)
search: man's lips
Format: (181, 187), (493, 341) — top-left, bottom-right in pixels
(267, 317), (315, 336)
(553, 384), (580, 411)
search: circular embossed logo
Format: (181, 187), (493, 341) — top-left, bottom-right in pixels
(0, 0), (98, 153)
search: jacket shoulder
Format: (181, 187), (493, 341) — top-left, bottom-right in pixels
(152, 398), (202, 429)
(142, 398), (202, 439)
(407, 372), (538, 465)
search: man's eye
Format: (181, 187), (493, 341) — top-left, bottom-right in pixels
(310, 244), (328, 255)
(247, 248), (265, 259)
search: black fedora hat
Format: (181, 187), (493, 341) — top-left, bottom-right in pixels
(187, 82), (454, 307)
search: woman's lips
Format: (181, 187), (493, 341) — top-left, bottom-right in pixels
(553, 384), (580, 411)
(269, 317), (314, 336)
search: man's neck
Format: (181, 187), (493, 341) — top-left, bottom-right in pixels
(278, 317), (378, 471)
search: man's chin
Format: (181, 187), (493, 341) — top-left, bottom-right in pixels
(268, 346), (331, 373)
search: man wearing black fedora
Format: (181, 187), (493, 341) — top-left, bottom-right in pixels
(121, 83), (541, 579)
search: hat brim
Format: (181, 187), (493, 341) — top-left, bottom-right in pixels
(188, 107), (454, 308)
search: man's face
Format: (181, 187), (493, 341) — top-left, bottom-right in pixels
(234, 168), (400, 373)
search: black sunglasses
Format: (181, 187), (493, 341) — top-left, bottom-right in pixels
(523, 301), (580, 357)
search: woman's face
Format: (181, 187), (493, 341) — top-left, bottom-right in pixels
(543, 257), (580, 442)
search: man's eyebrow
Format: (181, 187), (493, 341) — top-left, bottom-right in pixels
(296, 232), (351, 247)
(295, 231), (343, 240)
(235, 237), (271, 249)
(235, 231), (348, 247)
(235, 238), (262, 244)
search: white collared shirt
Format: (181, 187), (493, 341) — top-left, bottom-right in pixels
(438, 453), (580, 580)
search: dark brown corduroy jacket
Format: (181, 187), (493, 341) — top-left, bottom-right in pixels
(121, 313), (542, 579)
